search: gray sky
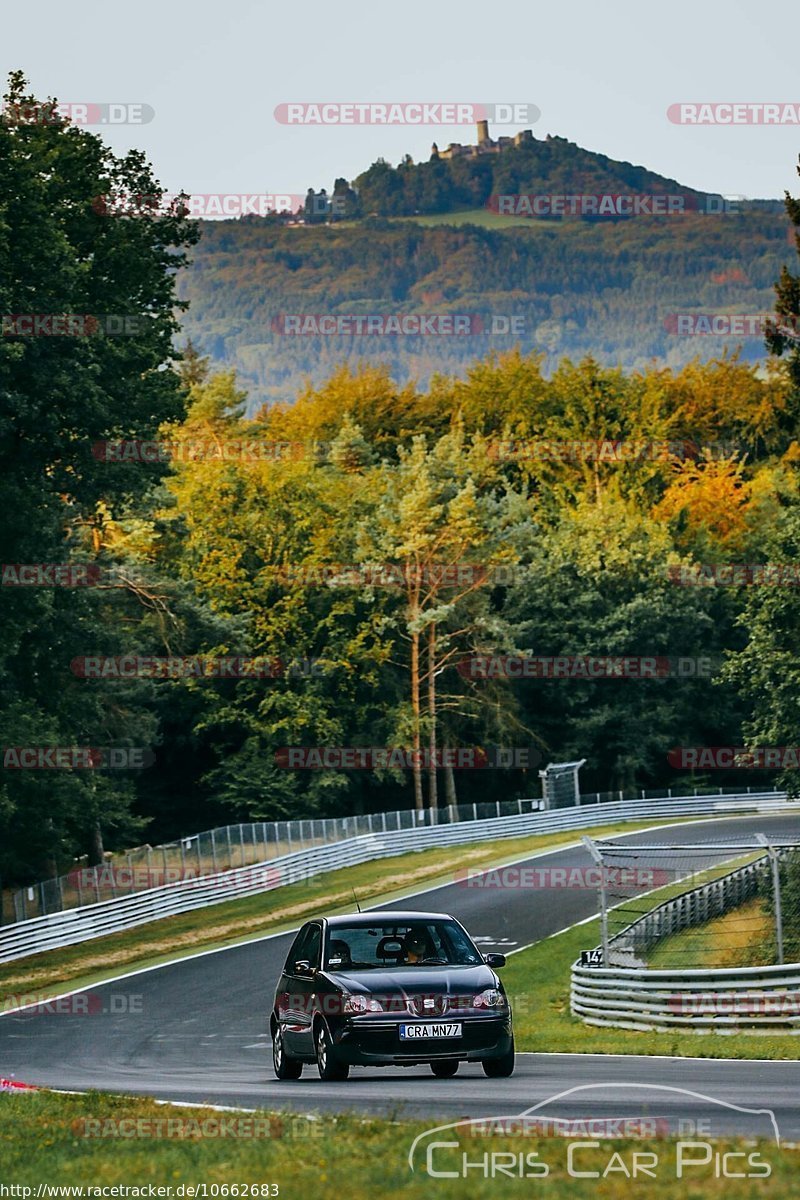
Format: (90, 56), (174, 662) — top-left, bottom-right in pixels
(4, 0), (800, 200)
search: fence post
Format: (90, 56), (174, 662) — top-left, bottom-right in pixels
(210, 830), (218, 873)
(226, 826), (233, 870)
(758, 835), (784, 965)
(582, 836), (609, 967)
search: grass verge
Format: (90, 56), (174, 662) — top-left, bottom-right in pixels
(646, 897), (774, 969)
(1, 1090), (796, 1197)
(504, 910), (800, 1059)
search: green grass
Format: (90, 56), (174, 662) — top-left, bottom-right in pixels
(1, 1090), (797, 1197)
(504, 911), (800, 1059)
(0, 818), (704, 1011)
(390, 208), (555, 230)
(646, 897), (774, 969)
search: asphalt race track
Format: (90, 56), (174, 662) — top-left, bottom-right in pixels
(2, 814), (799, 1139)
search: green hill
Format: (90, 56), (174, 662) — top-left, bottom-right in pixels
(175, 132), (794, 413)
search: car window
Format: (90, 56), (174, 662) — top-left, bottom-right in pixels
(284, 922), (322, 972)
(323, 921), (482, 968)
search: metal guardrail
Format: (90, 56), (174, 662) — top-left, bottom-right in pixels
(0, 791), (792, 965)
(6, 785), (780, 924)
(5, 799), (548, 924)
(572, 845), (800, 1032)
(571, 961), (800, 1032)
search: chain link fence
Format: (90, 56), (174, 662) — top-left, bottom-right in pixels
(582, 834), (798, 969)
(2, 783), (782, 925)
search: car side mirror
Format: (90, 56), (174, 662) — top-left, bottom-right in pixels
(484, 953), (506, 968)
(293, 959), (314, 976)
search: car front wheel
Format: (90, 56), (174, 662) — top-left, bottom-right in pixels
(315, 1020), (350, 1081)
(482, 1038), (515, 1078)
(272, 1023), (302, 1080)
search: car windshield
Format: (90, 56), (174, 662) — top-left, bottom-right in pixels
(324, 921), (483, 970)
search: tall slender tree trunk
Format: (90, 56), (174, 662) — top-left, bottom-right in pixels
(89, 819), (104, 868)
(410, 626), (424, 811)
(444, 755), (457, 814)
(427, 622), (438, 811)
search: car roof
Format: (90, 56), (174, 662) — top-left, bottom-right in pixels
(324, 910), (453, 926)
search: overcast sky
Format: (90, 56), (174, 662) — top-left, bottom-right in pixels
(4, 0), (800, 201)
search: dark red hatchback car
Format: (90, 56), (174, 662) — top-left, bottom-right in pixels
(270, 910), (515, 1081)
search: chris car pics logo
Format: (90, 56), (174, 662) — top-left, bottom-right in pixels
(408, 1084), (779, 1179)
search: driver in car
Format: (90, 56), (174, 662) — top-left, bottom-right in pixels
(403, 929), (432, 963)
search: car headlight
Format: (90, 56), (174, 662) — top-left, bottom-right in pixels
(473, 988), (505, 1009)
(342, 994), (383, 1014)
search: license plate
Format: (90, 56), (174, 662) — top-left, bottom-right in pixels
(399, 1023), (462, 1040)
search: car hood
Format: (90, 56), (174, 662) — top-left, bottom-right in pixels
(322, 964), (500, 996)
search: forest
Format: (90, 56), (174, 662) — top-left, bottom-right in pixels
(3, 71), (800, 887)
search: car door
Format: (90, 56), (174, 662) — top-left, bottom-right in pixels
(279, 921), (322, 1057)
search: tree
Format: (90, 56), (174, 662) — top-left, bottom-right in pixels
(358, 430), (528, 808)
(765, 154), (800, 435)
(0, 71), (198, 879)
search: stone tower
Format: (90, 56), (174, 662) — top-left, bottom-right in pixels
(476, 119), (490, 145)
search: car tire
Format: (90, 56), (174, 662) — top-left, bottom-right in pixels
(315, 1020), (350, 1081)
(430, 1060), (459, 1078)
(272, 1023), (302, 1080)
(482, 1038), (515, 1078)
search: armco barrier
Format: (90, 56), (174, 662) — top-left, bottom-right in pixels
(0, 791), (793, 964)
(571, 960), (800, 1033)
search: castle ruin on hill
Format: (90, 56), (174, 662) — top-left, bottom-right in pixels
(431, 119), (534, 161)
